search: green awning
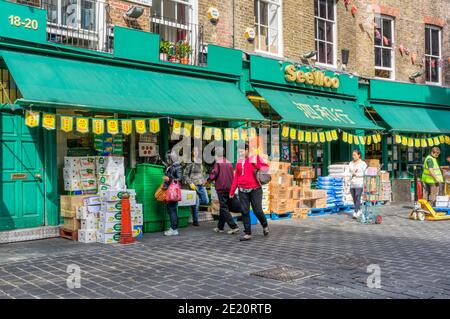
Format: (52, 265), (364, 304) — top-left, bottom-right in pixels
(373, 104), (450, 134)
(1, 50), (265, 121)
(255, 87), (381, 130)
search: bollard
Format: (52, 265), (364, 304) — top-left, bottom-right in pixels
(119, 192), (134, 244)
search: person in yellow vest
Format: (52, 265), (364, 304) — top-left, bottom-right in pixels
(421, 147), (444, 206)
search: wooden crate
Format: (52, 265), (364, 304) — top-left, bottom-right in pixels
(59, 227), (78, 241)
(292, 208), (309, 219)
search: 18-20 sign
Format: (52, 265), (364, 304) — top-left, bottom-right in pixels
(8, 15), (39, 30)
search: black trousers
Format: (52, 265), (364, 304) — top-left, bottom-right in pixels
(217, 192), (238, 230)
(238, 187), (268, 235)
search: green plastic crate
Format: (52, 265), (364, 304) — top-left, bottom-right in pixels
(143, 220), (164, 233)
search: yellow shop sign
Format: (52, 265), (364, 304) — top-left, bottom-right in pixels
(284, 65), (340, 89)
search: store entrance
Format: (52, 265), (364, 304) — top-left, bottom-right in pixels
(0, 111), (45, 230)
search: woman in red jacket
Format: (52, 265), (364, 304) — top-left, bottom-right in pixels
(230, 144), (270, 241)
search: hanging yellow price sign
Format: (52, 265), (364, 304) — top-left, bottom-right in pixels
(281, 126), (289, 138)
(421, 139), (427, 148)
(92, 118), (105, 135)
(433, 137), (440, 145)
(121, 120), (132, 135)
(290, 128), (297, 140)
(107, 119), (119, 135)
(312, 132), (318, 143)
(331, 130), (338, 140)
(135, 119), (147, 134)
(183, 123), (192, 137)
(366, 135), (372, 145)
(348, 134), (354, 144)
(224, 128), (232, 141)
(298, 130), (305, 142)
(232, 128), (240, 141)
(149, 119), (160, 133)
(353, 135), (359, 145)
(401, 136), (408, 146)
(203, 127), (212, 140)
(427, 137), (434, 146)
(76, 117), (90, 134)
(359, 136), (365, 145)
(414, 139), (421, 148)
(240, 128), (248, 141)
(172, 120), (182, 136)
(407, 138), (414, 147)
(445, 136), (450, 145)
(376, 133), (381, 142)
(439, 135), (445, 144)
(319, 132), (325, 143)
(42, 113), (55, 130)
(248, 128), (257, 138)
(214, 128), (222, 141)
(325, 131), (332, 142)
(60, 116), (73, 132)
(395, 135), (402, 144)
(305, 131), (312, 143)
(342, 132), (348, 143)
(193, 125), (202, 139)
(25, 110), (40, 127)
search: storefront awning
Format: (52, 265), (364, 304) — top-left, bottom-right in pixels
(372, 104), (450, 134)
(1, 50), (265, 121)
(255, 87), (381, 130)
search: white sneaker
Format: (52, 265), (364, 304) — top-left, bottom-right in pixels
(227, 228), (240, 235)
(214, 228), (225, 233)
(164, 228), (179, 236)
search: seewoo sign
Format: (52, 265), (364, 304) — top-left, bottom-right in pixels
(284, 64), (340, 89)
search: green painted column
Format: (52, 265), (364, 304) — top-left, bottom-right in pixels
(323, 142), (331, 176)
(159, 118), (169, 160)
(381, 135), (388, 172)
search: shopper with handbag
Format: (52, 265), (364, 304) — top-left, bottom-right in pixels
(207, 147), (240, 234)
(183, 146), (209, 226)
(230, 143), (270, 241)
(163, 150), (183, 236)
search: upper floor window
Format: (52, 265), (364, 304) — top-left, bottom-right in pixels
(425, 25), (442, 85)
(314, 0), (336, 66)
(374, 15), (395, 79)
(254, 0), (282, 56)
(42, 0), (111, 52)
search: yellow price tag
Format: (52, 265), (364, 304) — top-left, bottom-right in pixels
(214, 128), (222, 141)
(224, 128), (232, 141)
(414, 139), (420, 148)
(172, 120), (182, 136)
(183, 123), (192, 137)
(290, 128), (297, 140)
(149, 119), (160, 133)
(76, 117), (90, 133)
(25, 111), (40, 127)
(121, 120), (132, 135)
(232, 128), (240, 141)
(427, 138), (434, 146)
(298, 130), (305, 142)
(421, 139), (427, 148)
(395, 135), (402, 144)
(342, 132), (348, 143)
(107, 119), (119, 135)
(348, 134), (354, 144)
(312, 132), (318, 143)
(281, 126), (289, 138)
(203, 127), (213, 140)
(408, 138), (414, 147)
(193, 125), (202, 139)
(433, 137), (440, 145)
(325, 131), (332, 142)
(359, 136), (365, 145)
(42, 113), (55, 130)
(60, 116), (73, 132)
(366, 135), (372, 145)
(331, 130), (338, 141)
(319, 132), (325, 143)
(248, 128), (257, 138)
(135, 119), (147, 134)
(305, 131), (312, 143)
(92, 119), (105, 135)
(240, 128), (248, 141)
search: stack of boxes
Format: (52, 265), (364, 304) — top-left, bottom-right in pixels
(268, 162), (295, 214)
(60, 194), (92, 235)
(302, 189), (328, 209)
(77, 195), (101, 243)
(63, 157), (97, 193)
(96, 156), (126, 193)
(436, 196), (450, 208)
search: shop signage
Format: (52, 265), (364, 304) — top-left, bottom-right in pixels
(224, 128), (232, 141)
(60, 116), (73, 132)
(213, 128), (222, 141)
(293, 102), (355, 125)
(42, 113), (56, 130)
(183, 122), (192, 137)
(121, 120), (132, 135)
(92, 119), (105, 135)
(76, 117), (89, 133)
(106, 119), (119, 135)
(203, 127), (212, 140)
(284, 65), (340, 89)
(149, 119), (160, 134)
(193, 125), (202, 139)
(25, 111), (40, 127)
(135, 119), (147, 134)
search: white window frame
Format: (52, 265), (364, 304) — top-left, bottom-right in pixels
(254, 0), (283, 57)
(314, 0), (337, 68)
(150, 0), (198, 29)
(374, 15), (395, 80)
(425, 25), (442, 86)
(44, 0), (106, 51)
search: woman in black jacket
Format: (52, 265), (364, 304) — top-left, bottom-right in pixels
(163, 151), (183, 236)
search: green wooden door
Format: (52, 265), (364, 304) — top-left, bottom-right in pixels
(1, 110), (45, 230)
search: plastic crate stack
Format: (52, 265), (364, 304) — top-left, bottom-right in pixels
(317, 177), (343, 210)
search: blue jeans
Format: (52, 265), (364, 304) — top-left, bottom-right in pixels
(167, 201), (178, 230)
(191, 185), (209, 223)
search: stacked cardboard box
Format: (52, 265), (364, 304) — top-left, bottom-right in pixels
(436, 196), (450, 208)
(96, 156), (126, 193)
(302, 189), (328, 208)
(378, 171), (392, 202)
(76, 196), (101, 243)
(268, 162), (296, 214)
(60, 195), (93, 234)
(63, 157), (97, 193)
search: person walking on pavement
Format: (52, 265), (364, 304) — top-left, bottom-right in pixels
(207, 147), (240, 235)
(230, 143), (270, 241)
(421, 146), (444, 206)
(163, 150), (183, 236)
(349, 149), (367, 219)
(183, 146), (209, 226)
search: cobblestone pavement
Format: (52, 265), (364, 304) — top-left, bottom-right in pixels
(1, 204), (450, 299)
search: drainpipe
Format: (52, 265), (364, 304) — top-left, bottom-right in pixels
(232, 0), (235, 48)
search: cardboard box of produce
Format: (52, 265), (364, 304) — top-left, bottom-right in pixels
(98, 220), (121, 233)
(97, 232), (120, 244)
(304, 189), (327, 199)
(366, 159), (380, 168)
(292, 166), (315, 179)
(303, 198), (327, 209)
(63, 217), (80, 231)
(60, 195), (92, 212)
(297, 178), (312, 189)
(76, 205), (101, 219)
(132, 225), (143, 239)
(78, 229), (97, 243)
(100, 189), (136, 202)
(100, 211), (122, 222)
(269, 161), (291, 174)
(179, 190), (197, 207)
(81, 215), (98, 230)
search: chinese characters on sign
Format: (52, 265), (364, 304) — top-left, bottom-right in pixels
(293, 102), (356, 125)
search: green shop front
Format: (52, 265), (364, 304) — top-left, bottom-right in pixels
(244, 55), (382, 176)
(361, 79), (450, 179)
(0, 1), (266, 239)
